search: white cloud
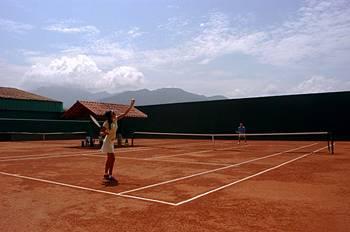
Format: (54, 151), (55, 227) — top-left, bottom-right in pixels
(29, 1), (350, 73)
(0, 59), (28, 88)
(222, 75), (350, 99)
(292, 75), (350, 94)
(167, 5), (179, 9)
(140, 12), (265, 67)
(127, 27), (145, 38)
(95, 66), (145, 90)
(4, 0), (349, 97)
(33, 55), (100, 75)
(224, 79), (285, 98)
(0, 18), (34, 33)
(18, 49), (42, 57)
(24, 55), (144, 92)
(89, 39), (135, 59)
(147, 1), (350, 67)
(44, 23), (99, 34)
(21, 39), (137, 73)
(189, 1), (350, 67)
(157, 17), (189, 32)
(254, 0), (350, 65)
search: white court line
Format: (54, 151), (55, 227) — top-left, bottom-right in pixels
(137, 139), (246, 151)
(0, 153), (102, 162)
(116, 193), (177, 206)
(175, 145), (328, 206)
(115, 147), (154, 152)
(145, 144), (251, 160)
(0, 143), (325, 207)
(117, 143), (318, 195)
(152, 159), (229, 167)
(0, 147), (154, 162)
(144, 150), (212, 160)
(156, 141), (214, 147)
(0, 171), (176, 206)
(83, 153), (229, 166)
(216, 144), (251, 151)
(0, 150), (100, 160)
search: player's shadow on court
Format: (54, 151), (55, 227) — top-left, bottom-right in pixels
(101, 180), (119, 187)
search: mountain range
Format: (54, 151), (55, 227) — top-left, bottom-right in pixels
(32, 86), (227, 108)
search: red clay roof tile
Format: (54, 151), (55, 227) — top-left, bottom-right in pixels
(63, 100), (147, 119)
(0, 87), (59, 102)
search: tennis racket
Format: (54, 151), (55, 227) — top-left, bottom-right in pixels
(89, 115), (101, 128)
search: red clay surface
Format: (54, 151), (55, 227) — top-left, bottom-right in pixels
(0, 139), (349, 232)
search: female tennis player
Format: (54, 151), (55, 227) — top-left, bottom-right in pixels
(100, 98), (135, 182)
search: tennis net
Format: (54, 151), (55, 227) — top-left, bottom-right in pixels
(131, 131), (334, 154)
(0, 131), (88, 141)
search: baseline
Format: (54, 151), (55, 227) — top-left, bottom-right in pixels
(0, 171), (176, 206)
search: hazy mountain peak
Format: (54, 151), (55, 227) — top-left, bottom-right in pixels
(101, 88), (227, 105)
(32, 86), (227, 107)
(32, 86), (113, 108)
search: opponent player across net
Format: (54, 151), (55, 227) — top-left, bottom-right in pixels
(237, 122), (246, 144)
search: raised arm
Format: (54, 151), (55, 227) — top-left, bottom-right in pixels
(117, 98), (135, 120)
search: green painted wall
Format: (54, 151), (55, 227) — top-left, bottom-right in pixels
(0, 118), (99, 140)
(0, 92), (348, 141)
(135, 91), (349, 139)
(0, 98), (63, 119)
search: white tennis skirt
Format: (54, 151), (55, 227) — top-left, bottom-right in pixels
(101, 139), (115, 153)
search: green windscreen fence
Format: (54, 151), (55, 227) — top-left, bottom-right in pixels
(0, 98), (64, 119)
(0, 118), (98, 141)
(135, 91), (349, 139)
(0, 98), (63, 112)
(0, 91), (348, 141)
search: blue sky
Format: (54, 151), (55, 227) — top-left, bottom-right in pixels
(1, 0), (349, 98)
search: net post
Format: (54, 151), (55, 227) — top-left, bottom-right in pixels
(131, 132), (135, 147)
(327, 132), (330, 154)
(211, 135), (215, 149)
(331, 132), (334, 155)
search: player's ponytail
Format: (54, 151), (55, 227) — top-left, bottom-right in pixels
(104, 110), (113, 129)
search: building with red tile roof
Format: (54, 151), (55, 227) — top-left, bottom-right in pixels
(62, 100), (147, 120)
(0, 87), (63, 119)
(0, 87), (59, 102)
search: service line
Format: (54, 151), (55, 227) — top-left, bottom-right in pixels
(175, 145), (328, 206)
(117, 143), (318, 195)
(144, 144), (251, 160)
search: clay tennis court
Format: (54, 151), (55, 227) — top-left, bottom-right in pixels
(0, 138), (349, 231)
